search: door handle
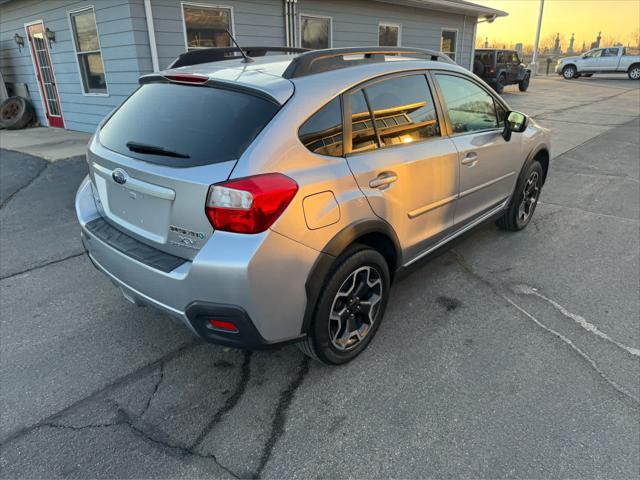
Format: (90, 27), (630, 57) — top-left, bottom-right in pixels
(369, 171), (398, 189)
(461, 152), (478, 165)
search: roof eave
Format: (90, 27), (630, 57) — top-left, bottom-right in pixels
(373, 0), (508, 19)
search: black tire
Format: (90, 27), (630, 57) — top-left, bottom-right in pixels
(628, 64), (640, 80)
(297, 244), (390, 365)
(0, 96), (34, 130)
(518, 73), (530, 92)
(562, 65), (577, 80)
(473, 59), (486, 76)
(493, 74), (506, 94)
(496, 160), (544, 231)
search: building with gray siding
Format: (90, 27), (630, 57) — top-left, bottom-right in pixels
(0, 0), (506, 133)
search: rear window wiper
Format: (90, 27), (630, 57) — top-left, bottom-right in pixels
(126, 141), (190, 159)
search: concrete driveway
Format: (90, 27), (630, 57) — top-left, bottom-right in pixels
(1, 75), (639, 478)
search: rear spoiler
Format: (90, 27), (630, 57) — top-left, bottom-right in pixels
(169, 46), (309, 69)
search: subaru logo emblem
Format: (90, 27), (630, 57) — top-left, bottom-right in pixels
(112, 168), (128, 185)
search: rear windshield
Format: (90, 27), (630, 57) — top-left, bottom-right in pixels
(475, 51), (495, 65)
(99, 83), (279, 167)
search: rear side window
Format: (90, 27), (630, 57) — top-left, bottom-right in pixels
(298, 97), (343, 157)
(365, 75), (440, 147)
(475, 51), (495, 65)
(99, 83), (279, 167)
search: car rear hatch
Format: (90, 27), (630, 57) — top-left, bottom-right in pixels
(88, 77), (282, 261)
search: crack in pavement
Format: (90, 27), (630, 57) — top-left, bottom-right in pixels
(189, 350), (253, 450)
(449, 249), (640, 406)
(252, 356), (311, 479)
(537, 201), (639, 223)
(513, 285), (640, 358)
(139, 362), (165, 418)
(0, 251), (86, 281)
(0, 162), (48, 209)
(0, 339), (201, 446)
(35, 406), (241, 479)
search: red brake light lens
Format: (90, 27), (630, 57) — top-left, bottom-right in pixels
(165, 74), (209, 84)
(205, 173), (298, 234)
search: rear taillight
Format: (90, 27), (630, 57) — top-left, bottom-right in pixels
(205, 173), (298, 234)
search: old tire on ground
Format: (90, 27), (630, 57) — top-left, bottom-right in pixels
(0, 96), (34, 130)
(496, 160), (544, 231)
(493, 74), (506, 94)
(628, 64), (640, 80)
(297, 244), (390, 365)
(562, 65), (577, 80)
(518, 73), (530, 92)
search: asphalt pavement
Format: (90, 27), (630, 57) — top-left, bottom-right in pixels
(1, 76), (638, 478)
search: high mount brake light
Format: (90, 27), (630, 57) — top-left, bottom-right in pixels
(205, 173), (298, 234)
(165, 74), (209, 84)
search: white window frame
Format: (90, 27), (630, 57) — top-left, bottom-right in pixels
(298, 13), (333, 49)
(378, 22), (402, 47)
(181, 1), (235, 51)
(441, 28), (458, 62)
(67, 5), (109, 96)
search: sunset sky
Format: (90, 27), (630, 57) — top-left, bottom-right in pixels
(475, 0), (640, 50)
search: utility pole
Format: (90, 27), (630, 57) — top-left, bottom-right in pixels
(531, 0), (545, 75)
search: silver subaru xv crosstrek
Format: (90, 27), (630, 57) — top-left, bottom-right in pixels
(76, 46), (550, 364)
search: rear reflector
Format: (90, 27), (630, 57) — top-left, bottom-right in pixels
(205, 173), (298, 234)
(209, 319), (239, 333)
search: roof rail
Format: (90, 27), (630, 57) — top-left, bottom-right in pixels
(169, 46), (309, 69)
(281, 47), (456, 79)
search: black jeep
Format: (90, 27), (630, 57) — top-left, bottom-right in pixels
(473, 49), (532, 94)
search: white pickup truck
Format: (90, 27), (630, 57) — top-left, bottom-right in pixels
(556, 46), (640, 80)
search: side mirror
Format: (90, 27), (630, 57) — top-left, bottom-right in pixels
(502, 111), (528, 141)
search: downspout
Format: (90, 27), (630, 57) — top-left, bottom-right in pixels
(469, 17), (477, 70)
(284, 0), (290, 47)
(292, 0), (298, 47)
(143, 0), (160, 72)
(460, 16), (466, 66)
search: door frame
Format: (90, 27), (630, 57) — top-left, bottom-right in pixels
(24, 19), (65, 128)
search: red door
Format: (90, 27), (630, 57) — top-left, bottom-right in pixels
(26, 23), (65, 128)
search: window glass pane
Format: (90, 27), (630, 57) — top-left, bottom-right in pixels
(350, 90), (377, 153)
(365, 75), (439, 147)
(379, 25), (399, 47)
(79, 52), (106, 93)
(441, 30), (456, 60)
(299, 97), (343, 157)
(100, 83), (280, 167)
(183, 5), (231, 49)
(435, 74), (498, 134)
(71, 9), (99, 52)
(301, 16), (330, 49)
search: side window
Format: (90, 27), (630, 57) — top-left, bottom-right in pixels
(435, 74), (499, 134)
(365, 75), (440, 147)
(350, 90), (378, 153)
(602, 48), (618, 57)
(512, 52), (520, 63)
(299, 97), (343, 157)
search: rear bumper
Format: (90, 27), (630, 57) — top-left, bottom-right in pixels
(76, 176), (320, 348)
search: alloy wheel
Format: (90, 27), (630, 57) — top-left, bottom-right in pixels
(329, 266), (383, 351)
(630, 67), (640, 80)
(518, 171), (540, 224)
